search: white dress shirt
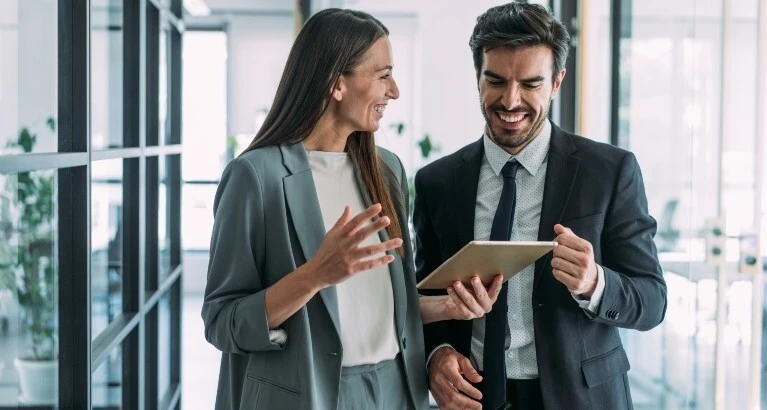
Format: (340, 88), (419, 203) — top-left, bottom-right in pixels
(428, 120), (605, 379)
(307, 150), (401, 367)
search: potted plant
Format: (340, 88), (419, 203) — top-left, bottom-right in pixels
(0, 117), (58, 404)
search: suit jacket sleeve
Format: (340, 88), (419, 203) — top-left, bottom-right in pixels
(201, 157), (285, 354)
(413, 169), (459, 355)
(592, 152), (668, 331)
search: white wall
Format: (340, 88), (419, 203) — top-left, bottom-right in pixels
(0, 0), (57, 154)
(346, 0), (517, 165)
(213, 1), (559, 171)
(227, 14), (294, 135)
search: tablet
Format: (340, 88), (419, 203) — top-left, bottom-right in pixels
(416, 241), (557, 290)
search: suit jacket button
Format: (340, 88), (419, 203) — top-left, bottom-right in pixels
(402, 338), (407, 349)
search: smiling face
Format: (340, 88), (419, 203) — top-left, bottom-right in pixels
(478, 45), (565, 154)
(333, 36), (400, 133)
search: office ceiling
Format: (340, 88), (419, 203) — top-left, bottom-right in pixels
(202, 0), (292, 14)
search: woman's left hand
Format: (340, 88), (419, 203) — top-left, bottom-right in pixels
(442, 275), (504, 320)
(420, 275), (504, 324)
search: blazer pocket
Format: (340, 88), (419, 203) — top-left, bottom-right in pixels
(247, 373), (301, 396)
(581, 346), (630, 388)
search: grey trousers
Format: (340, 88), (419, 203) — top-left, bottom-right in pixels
(338, 354), (412, 410)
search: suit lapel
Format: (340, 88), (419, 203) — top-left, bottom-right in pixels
(280, 143), (342, 340)
(349, 155), (407, 337)
(454, 138), (485, 251)
(534, 126), (580, 294)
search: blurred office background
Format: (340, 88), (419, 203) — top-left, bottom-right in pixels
(0, 0), (766, 408)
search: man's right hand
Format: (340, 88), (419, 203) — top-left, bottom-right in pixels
(428, 347), (483, 410)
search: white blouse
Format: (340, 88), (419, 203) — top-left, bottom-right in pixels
(307, 150), (400, 367)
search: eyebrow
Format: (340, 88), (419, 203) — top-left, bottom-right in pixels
(483, 70), (505, 81)
(520, 76), (545, 83)
(483, 70), (546, 84)
(376, 65), (394, 72)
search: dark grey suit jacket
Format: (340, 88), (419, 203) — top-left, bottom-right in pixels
(202, 142), (429, 409)
(414, 124), (667, 410)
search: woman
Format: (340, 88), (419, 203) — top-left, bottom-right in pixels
(201, 9), (503, 410)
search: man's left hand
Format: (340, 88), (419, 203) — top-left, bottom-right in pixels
(552, 224), (598, 299)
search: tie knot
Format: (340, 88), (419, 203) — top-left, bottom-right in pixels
(501, 160), (519, 179)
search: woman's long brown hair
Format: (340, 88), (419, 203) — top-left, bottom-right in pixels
(240, 9), (404, 253)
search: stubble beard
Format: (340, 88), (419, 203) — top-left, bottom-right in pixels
(481, 98), (550, 150)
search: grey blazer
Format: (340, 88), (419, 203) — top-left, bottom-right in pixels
(202, 142), (430, 410)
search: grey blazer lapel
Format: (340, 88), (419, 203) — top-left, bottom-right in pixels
(280, 143), (342, 340)
(350, 155), (407, 337)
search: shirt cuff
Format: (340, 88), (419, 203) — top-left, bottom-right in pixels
(572, 264), (605, 314)
(268, 329), (287, 346)
(426, 343), (455, 369)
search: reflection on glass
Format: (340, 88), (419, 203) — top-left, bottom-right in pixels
(618, 2), (705, 408)
(92, 345), (122, 408)
(159, 15), (170, 146)
(159, 156), (172, 280)
(617, 0), (763, 408)
(580, 0), (611, 144)
(158, 295), (171, 400)
(91, 160), (123, 339)
(91, 0), (124, 150)
(0, 170), (59, 406)
(0, 1), (58, 155)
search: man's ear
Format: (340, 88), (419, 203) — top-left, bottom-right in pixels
(551, 68), (566, 99)
(331, 76), (346, 102)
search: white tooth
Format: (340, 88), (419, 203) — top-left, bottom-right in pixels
(499, 113), (524, 123)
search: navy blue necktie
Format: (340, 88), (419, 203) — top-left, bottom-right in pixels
(482, 160), (519, 410)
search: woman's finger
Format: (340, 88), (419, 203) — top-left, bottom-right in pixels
(350, 254), (395, 274)
(446, 287), (475, 319)
(351, 238), (402, 260)
(329, 205), (352, 232)
(350, 216), (391, 245)
(486, 274), (504, 303)
(339, 203), (383, 237)
(468, 276), (494, 312)
(451, 282), (485, 317)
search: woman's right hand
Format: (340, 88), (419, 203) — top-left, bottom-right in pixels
(307, 203), (402, 289)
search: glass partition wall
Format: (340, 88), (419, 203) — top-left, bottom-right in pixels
(0, 0), (183, 408)
(583, 0), (767, 409)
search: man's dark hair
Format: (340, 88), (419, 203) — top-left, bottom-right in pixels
(470, 3), (570, 80)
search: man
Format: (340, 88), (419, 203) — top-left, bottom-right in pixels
(413, 3), (667, 410)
